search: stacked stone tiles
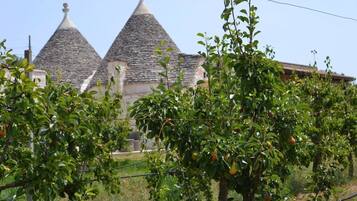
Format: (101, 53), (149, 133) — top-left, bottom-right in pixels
(33, 1), (354, 91)
(89, 0), (202, 88)
(175, 54), (205, 86)
(34, 3), (101, 89)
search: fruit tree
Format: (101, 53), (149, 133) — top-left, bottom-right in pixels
(130, 0), (312, 200)
(0, 40), (129, 201)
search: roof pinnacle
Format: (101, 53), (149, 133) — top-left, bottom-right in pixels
(58, 3), (76, 29)
(63, 3), (69, 14)
(133, 0), (151, 16)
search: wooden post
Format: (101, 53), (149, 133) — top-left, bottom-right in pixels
(24, 35), (34, 201)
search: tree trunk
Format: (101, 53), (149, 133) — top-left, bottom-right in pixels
(242, 191), (254, 201)
(218, 178), (229, 201)
(349, 152), (354, 178)
(313, 152), (322, 172)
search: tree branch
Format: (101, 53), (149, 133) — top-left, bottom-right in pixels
(0, 179), (30, 192)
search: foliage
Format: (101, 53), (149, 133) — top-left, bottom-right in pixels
(298, 67), (352, 200)
(341, 83), (357, 178)
(0, 40), (129, 201)
(130, 0), (313, 200)
(342, 84), (357, 152)
(145, 152), (181, 201)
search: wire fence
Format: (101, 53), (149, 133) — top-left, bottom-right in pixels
(114, 152), (357, 200)
(119, 173), (157, 179)
(338, 192), (357, 201)
(117, 161), (176, 179)
(117, 170), (357, 201)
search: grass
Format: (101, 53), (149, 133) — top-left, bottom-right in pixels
(285, 162), (357, 201)
(0, 176), (19, 200)
(2, 152), (357, 200)
(108, 152), (243, 200)
(94, 153), (357, 201)
(290, 178), (357, 201)
(90, 177), (149, 201)
(90, 153), (150, 201)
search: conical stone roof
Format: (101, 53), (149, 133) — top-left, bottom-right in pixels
(34, 3), (101, 89)
(89, 0), (181, 88)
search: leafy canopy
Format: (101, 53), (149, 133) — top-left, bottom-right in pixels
(0, 40), (129, 201)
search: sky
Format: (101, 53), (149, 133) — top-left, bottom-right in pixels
(0, 0), (356, 79)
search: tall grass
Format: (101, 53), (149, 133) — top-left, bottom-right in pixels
(2, 153), (357, 201)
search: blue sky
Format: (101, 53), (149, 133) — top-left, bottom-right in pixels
(1, 0), (356, 79)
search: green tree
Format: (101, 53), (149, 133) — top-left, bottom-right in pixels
(131, 1), (311, 200)
(341, 83), (357, 178)
(299, 67), (351, 200)
(0, 41), (129, 201)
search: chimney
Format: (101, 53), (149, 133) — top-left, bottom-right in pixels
(24, 35), (32, 63)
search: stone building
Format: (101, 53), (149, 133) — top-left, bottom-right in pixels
(88, 0), (206, 109)
(31, 1), (355, 151)
(34, 3), (101, 92)
(34, 1), (355, 101)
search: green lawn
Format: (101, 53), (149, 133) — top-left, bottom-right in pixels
(92, 152), (357, 201)
(2, 152), (357, 201)
(91, 153), (150, 201)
